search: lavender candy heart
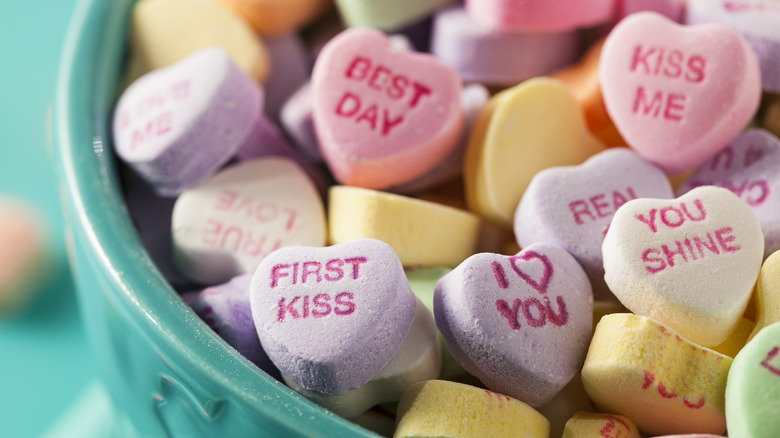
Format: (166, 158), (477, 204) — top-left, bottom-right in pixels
(262, 33), (311, 123)
(687, 0), (780, 93)
(434, 242), (593, 407)
(431, 5), (580, 86)
(250, 238), (417, 394)
(113, 47), (263, 197)
(184, 274), (280, 379)
(514, 148), (673, 298)
(678, 129), (780, 258)
(279, 82), (323, 162)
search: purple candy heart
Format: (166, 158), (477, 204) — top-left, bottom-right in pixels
(113, 47), (263, 196)
(514, 148), (673, 298)
(678, 129), (780, 258)
(185, 274), (280, 379)
(250, 238), (416, 394)
(434, 242), (593, 406)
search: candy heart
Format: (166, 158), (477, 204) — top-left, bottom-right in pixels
(602, 186), (764, 347)
(464, 77), (606, 227)
(618, 0), (685, 23)
(465, 0), (616, 33)
(250, 238), (417, 394)
(172, 157), (326, 284)
(678, 129), (780, 258)
(431, 5), (580, 87)
(726, 320), (780, 438)
(687, 0), (780, 93)
(562, 412), (640, 438)
(582, 313), (732, 435)
(113, 47), (263, 196)
(514, 148), (673, 298)
(600, 12), (761, 174)
(434, 243), (593, 406)
(312, 27), (464, 189)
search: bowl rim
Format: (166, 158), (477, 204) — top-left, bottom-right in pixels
(53, 0), (379, 435)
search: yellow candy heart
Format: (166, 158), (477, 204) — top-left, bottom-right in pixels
(464, 77), (606, 227)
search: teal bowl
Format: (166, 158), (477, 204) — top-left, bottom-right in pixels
(54, 0), (378, 435)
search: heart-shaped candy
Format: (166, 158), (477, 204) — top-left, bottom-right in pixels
(600, 12), (761, 174)
(113, 47), (262, 196)
(465, 0), (616, 33)
(678, 129), (780, 258)
(434, 243), (593, 406)
(464, 77), (606, 227)
(514, 148), (673, 298)
(687, 0), (780, 93)
(172, 157), (326, 285)
(250, 238), (416, 394)
(602, 186), (764, 347)
(726, 321), (780, 438)
(312, 27), (463, 189)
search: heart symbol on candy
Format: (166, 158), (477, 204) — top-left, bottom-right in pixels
(312, 27), (463, 190)
(602, 186), (764, 347)
(600, 12), (761, 174)
(434, 243), (593, 406)
(250, 238), (416, 395)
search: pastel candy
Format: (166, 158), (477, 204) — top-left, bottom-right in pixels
(250, 238), (417, 394)
(677, 129), (780, 258)
(431, 5), (580, 86)
(726, 320), (780, 438)
(130, 0), (271, 83)
(283, 297), (441, 418)
(434, 243), (593, 406)
(464, 77), (606, 227)
(328, 185), (480, 268)
(233, 115), (329, 197)
(172, 157), (326, 284)
(652, 435), (724, 438)
(618, 0), (685, 23)
(687, 0), (780, 93)
(551, 39), (627, 148)
(465, 0), (616, 33)
(260, 33), (310, 123)
(562, 412), (640, 438)
(279, 83), (322, 161)
(600, 12), (762, 174)
(582, 313), (732, 436)
(312, 27), (464, 189)
(514, 148), (673, 298)
(712, 317), (754, 359)
(184, 274), (279, 377)
(0, 197), (48, 314)
(218, 0), (329, 35)
(602, 186), (764, 347)
(394, 380), (550, 438)
(748, 250), (780, 342)
(113, 47), (263, 196)
(389, 83), (490, 194)
(334, 0), (455, 31)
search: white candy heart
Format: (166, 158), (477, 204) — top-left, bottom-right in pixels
(602, 186), (764, 346)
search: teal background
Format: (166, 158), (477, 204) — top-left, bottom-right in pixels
(0, 1), (96, 437)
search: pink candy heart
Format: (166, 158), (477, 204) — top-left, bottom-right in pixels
(312, 27), (463, 189)
(600, 12), (761, 174)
